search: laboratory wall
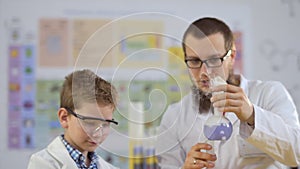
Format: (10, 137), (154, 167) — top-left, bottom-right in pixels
(0, 0), (300, 168)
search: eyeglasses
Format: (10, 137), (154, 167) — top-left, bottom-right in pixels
(185, 50), (232, 69)
(65, 107), (118, 137)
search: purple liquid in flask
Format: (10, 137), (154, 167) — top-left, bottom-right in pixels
(204, 75), (233, 141)
(204, 122), (233, 140)
(203, 112), (233, 141)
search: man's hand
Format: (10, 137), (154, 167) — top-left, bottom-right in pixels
(183, 143), (217, 169)
(210, 84), (254, 124)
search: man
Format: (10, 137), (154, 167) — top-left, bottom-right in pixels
(157, 17), (300, 169)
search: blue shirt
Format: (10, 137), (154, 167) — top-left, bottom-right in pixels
(61, 135), (98, 169)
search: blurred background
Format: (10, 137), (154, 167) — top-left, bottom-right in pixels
(1, 0), (300, 168)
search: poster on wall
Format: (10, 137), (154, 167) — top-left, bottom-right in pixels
(35, 80), (63, 148)
(233, 31), (243, 74)
(73, 19), (114, 67)
(8, 44), (36, 149)
(39, 19), (70, 67)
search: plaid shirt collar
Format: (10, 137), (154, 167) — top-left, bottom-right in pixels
(61, 135), (99, 169)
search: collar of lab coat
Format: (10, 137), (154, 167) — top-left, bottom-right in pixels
(47, 136), (80, 169)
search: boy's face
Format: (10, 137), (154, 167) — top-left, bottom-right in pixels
(63, 102), (114, 153)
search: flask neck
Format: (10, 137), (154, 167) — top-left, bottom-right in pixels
(213, 108), (223, 117)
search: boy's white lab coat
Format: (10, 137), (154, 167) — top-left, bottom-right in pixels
(27, 136), (119, 169)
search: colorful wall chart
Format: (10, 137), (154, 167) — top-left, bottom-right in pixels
(8, 44), (36, 149)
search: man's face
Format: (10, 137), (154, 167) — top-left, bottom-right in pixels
(65, 102), (114, 153)
(184, 33), (233, 94)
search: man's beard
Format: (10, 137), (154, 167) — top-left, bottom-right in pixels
(191, 85), (212, 113)
(192, 70), (240, 114)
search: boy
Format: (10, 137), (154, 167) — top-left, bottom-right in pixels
(28, 69), (119, 169)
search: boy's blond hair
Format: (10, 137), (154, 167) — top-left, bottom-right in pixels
(60, 69), (117, 110)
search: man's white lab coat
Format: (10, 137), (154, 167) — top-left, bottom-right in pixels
(157, 75), (300, 169)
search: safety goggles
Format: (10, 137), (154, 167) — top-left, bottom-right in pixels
(65, 107), (118, 138)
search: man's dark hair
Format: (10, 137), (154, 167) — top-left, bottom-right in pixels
(182, 17), (234, 57)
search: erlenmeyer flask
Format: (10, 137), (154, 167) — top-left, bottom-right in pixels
(202, 67), (233, 162)
(203, 76), (233, 141)
(203, 109), (232, 141)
